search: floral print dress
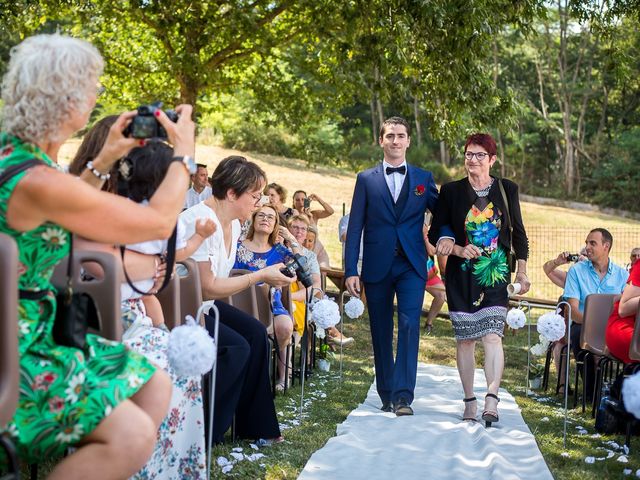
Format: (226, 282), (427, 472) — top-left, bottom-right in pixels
(446, 190), (509, 341)
(0, 133), (156, 465)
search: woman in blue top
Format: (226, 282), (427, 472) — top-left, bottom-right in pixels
(234, 204), (303, 390)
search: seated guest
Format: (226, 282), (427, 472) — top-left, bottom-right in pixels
(563, 229), (628, 400)
(422, 224), (446, 335)
(234, 204), (302, 391)
(305, 224), (331, 268)
(180, 156), (293, 445)
(265, 182), (297, 222)
(292, 191), (334, 227)
(0, 33), (197, 477)
(606, 260), (640, 363)
(287, 214), (353, 346)
(70, 120), (211, 476)
(184, 163), (213, 208)
(542, 249), (586, 394)
(630, 247), (640, 270)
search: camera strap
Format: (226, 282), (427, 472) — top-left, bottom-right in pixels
(119, 225), (177, 296)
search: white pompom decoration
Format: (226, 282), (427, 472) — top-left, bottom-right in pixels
(167, 316), (216, 377)
(530, 342), (548, 356)
(315, 327), (326, 339)
(344, 297), (365, 319)
(311, 297), (340, 329)
(537, 311), (566, 342)
(622, 372), (640, 420)
(506, 308), (526, 329)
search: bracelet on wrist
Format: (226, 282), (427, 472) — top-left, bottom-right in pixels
(86, 161), (111, 181)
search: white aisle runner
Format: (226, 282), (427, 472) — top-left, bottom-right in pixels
(299, 363), (553, 480)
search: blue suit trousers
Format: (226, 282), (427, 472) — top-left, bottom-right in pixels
(364, 255), (425, 404)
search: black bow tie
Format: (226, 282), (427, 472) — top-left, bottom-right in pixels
(386, 165), (406, 175)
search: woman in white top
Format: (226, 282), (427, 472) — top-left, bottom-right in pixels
(180, 155), (294, 445)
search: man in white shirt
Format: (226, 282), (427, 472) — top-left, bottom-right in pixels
(184, 163), (212, 208)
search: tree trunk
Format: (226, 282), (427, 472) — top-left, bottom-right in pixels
(439, 140), (449, 166)
(413, 96), (422, 146)
(370, 96), (378, 144)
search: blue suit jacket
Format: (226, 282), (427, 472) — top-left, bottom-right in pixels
(345, 163), (439, 283)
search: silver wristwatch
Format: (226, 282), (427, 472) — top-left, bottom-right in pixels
(172, 155), (197, 175)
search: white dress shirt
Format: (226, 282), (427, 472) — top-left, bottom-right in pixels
(382, 160), (407, 202)
(184, 185), (213, 209)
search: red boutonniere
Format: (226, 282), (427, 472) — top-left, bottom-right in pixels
(414, 184), (425, 196)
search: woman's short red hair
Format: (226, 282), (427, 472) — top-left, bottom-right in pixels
(464, 133), (497, 156)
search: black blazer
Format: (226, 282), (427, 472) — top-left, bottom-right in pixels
(428, 176), (529, 260)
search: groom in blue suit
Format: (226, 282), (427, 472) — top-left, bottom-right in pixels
(345, 116), (439, 416)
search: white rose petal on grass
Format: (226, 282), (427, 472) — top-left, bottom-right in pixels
(560, 452), (570, 458)
(230, 452), (244, 461)
(344, 297), (365, 319)
(247, 453), (266, 462)
(623, 468), (632, 475)
(506, 308), (527, 329)
(585, 457), (595, 464)
(217, 457), (232, 467)
(250, 443), (259, 451)
(618, 455), (629, 463)
(540, 417), (549, 422)
(624, 444), (630, 455)
(222, 465), (234, 474)
(232, 447), (243, 453)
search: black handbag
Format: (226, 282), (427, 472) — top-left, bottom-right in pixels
(497, 179), (517, 273)
(52, 237), (98, 350)
(0, 158), (97, 350)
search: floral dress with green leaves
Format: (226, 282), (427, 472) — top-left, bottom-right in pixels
(0, 133), (156, 465)
(447, 193), (509, 341)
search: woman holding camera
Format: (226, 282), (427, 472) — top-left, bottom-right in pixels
(234, 204), (303, 390)
(0, 34), (195, 478)
(180, 156), (294, 444)
(430, 133), (529, 425)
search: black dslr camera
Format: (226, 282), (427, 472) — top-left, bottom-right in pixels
(280, 253), (313, 288)
(123, 101), (178, 139)
(567, 253), (580, 262)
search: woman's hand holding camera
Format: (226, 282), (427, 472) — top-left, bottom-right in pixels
(453, 244), (482, 259)
(93, 111), (140, 172)
(158, 104), (196, 158)
(258, 263), (296, 287)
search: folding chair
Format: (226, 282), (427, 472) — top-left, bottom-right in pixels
(177, 259), (203, 321)
(574, 293), (619, 416)
(0, 233), (19, 479)
(156, 272), (181, 330)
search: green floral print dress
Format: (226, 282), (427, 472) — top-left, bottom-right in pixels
(0, 133), (156, 465)
(445, 186), (509, 341)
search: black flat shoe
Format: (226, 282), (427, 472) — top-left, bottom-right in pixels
(394, 398), (414, 416)
(462, 396), (478, 422)
(482, 393), (500, 427)
(380, 401), (393, 413)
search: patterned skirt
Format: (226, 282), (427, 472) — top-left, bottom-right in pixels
(445, 256), (508, 341)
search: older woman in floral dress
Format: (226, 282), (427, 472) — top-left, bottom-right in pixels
(0, 33), (197, 478)
(430, 133), (530, 426)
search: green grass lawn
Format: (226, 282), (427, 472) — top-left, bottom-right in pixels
(210, 309), (640, 479)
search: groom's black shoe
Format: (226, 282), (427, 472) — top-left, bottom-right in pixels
(381, 401), (393, 412)
(394, 398), (413, 416)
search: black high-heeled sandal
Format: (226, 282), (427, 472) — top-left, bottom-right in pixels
(462, 396), (477, 422)
(482, 393), (500, 427)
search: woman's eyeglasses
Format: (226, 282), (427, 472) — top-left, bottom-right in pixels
(464, 151), (490, 161)
(255, 212), (276, 222)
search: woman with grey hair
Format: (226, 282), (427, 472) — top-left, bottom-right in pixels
(0, 33), (195, 478)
